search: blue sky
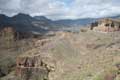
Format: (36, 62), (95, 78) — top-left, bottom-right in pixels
(0, 0), (120, 20)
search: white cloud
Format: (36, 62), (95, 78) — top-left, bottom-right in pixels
(0, 0), (120, 20)
(65, 0), (120, 19)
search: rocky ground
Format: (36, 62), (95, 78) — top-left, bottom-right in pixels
(0, 29), (120, 80)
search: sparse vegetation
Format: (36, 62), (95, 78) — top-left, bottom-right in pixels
(0, 29), (120, 80)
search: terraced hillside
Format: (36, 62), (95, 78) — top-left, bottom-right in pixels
(1, 30), (120, 80)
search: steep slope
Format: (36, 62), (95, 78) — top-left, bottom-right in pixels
(2, 30), (120, 80)
(0, 27), (37, 79)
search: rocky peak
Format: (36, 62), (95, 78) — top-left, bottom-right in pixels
(13, 13), (31, 19)
(12, 13), (34, 22)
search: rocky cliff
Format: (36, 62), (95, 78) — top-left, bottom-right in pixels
(15, 47), (56, 80)
(0, 27), (39, 79)
(90, 18), (120, 32)
(16, 56), (49, 80)
(0, 27), (16, 48)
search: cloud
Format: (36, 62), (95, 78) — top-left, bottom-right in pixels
(69, 0), (120, 19)
(0, 0), (120, 20)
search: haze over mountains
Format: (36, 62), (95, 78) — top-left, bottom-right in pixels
(0, 13), (120, 34)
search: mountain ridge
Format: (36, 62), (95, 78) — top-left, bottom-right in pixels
(0, 13), (120, 33)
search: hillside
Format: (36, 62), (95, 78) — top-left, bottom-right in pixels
(0, 14), (120, 80)
(0, 13), (48, 34)
(1, 29), (120, 80)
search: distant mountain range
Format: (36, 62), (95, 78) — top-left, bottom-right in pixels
(0, 13), (120, 34)
(0, 13), (48, 34)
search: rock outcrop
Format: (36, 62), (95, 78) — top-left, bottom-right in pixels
(0, 27), (16, 48)
(0, 27), (42, 79)
(91, 18), (120, 32)
(16, 49), (56, 80)
(16, 56), (49, 80)
(0, 26), (38, 48)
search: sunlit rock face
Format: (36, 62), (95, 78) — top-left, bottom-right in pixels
(91, 18), (120, 32)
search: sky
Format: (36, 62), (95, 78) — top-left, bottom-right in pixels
(0, 0), (120, 20)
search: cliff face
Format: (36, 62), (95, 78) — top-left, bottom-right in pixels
(0, 27), (16, 48)
(0, 26), (37, 49)
(15, 48), (56, 80)
(91, 18), (120, 32)
(16, 56), (49, 80)
(0, 27), (28, 48)
(0, 27), (40, 79)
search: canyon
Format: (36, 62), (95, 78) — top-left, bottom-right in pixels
(1, 29), (120, 80)
(0, 14), (120, 80)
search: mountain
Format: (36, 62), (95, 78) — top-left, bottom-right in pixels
(0, 13), (48, 34)
(13, 13), (33, 20)
(107, 15), (120, 19)
(0, 14), (11, 27)
(54, 15), (120, 27)
(33, 16), (55, 30)
(0, 13), (120, 34)
(11, 13), (45, 32)
(34, 16), (51, 22)
(54, 18), (97, 27)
